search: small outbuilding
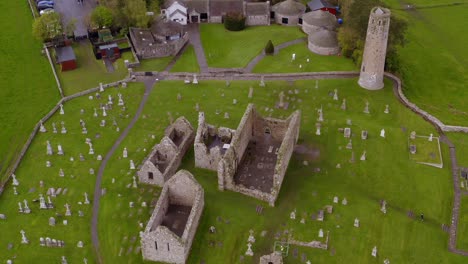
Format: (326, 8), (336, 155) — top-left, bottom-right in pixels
(301, 10), (338, 35)
(272, 0), (306, 26)
(55, 46), (77, 72)
(308, 30), (340, 55)
(307, 0), (337, 15)
(99, 43), (121, 61)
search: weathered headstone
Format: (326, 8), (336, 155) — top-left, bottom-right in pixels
(59, 104), (65, 115)
(61, 121), (67, 134)
(290, 209), (296, 220)
(380, 129), (385, 138)
(59, 168), (65, 177)
(363, 101), (370, 114)
(410, 131), (416, 140)
(52, 122), (58, 133)
(344, 128), (351, 138)
(40, 122), (47, 133)
(342, 198), (348, 205)
(360, 151), (367, 161)
(333, 196), (339, 203)
(130, 160), (135, 170)
(57, 144), (64, 155)
(65, 203), (71, 216)
(318, 228), (324, 238)
(346, 139), (352, 149)
(49, 217), (56, 226)
(341, 99), (346, 110)
(361, 130), (368, 140)
(20, 230), (29, 244)
(192, 74), (198, 84)
(354, 218), (360, 227)
(317, 210), (324, 221)
(245, 243), (253, 256)
(333, 89), (338, 100)
(46, 141), (53, 155)
(12, 174), (19, 186)
(371, 246), (377, 257)
(384, 104), (389, 114)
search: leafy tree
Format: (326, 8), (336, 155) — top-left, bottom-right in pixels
(32, 12), (63, 42)
(123, 0), (151, 28)
(223, 12), (246, 31)
(91, 6), (114, 29)
(265, 40), (274, 55)
(65, 18), (77, 37)
(337, 0), (407, 73)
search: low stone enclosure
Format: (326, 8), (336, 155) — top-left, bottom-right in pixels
(140, 170), (204, 264)
(194, 112), (236, 171)
(138, 117), (195, 186)
(217, 104), (301, 206)
(259, 252), (284, 264)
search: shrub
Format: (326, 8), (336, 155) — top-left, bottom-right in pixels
(265, 40), (274, 55)
(223, 12), (246, 31)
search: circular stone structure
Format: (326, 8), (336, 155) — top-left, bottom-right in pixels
(272, 0), (306, 26)
(307, 30), (340, 55)
(301, 10), (338, 35)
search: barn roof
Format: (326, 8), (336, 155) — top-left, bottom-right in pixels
(209, 0), (243, 16)
(302, 10), (337, 29)
(272, 0), (306, 16)
(308, 29), (338, 48)
(307, 0), (335, 11)
(55, 46), (76, 63)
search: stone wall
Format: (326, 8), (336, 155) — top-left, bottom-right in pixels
(308, 42), (340, 56)
(302, 23), (322, 35)
(246, 15), (270, 26)
(141, 170), (204, 264)
(209, 16), (223, 23)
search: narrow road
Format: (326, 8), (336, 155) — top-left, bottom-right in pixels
(91, 76), (159, 263)
(187, 24), (209, 72)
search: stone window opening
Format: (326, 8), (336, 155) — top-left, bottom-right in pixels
(269, 262), (273, 264)
(298, 18), (303, 25)
(270, 11), (275, 19)
(167, 243), (170, 251)
(362, 65), (365, 72)
(148, 172), (154, 180)
(264, 127), (271, 135)
(155, 241), (158, 250)
(281, 17), (288, 24)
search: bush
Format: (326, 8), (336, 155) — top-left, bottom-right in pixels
(223, 12), (246, 31)
(265, 40), (274, 55)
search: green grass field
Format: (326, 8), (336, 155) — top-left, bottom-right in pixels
(200, 24), (306, 68)
(253, 43), (356, 73)
(170, 45), (200, 73)
(0, 83), (145, 264)
(0, 1), (60, 183)
(409, 136), (442, 166)
(56, 42), (129, 96)
(95, 78), (464, 263)
(458, 196), (468, 250)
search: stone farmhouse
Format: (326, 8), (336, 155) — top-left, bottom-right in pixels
(140, 170), (204, 264)
(194, 112), (236, 171)
(129, 17), (189, 59)
(138, 117), (195, 186)
(217, 104), (301, 206)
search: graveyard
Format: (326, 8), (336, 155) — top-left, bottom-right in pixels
(1, 0), (468, 263)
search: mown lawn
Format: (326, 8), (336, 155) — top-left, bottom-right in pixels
(458, 196), (468, 250)
(0, 0), (60, 183)
(253, 43), (356, 73)
(96, 78), (464, 263)
(200, 24), (306, 68)
(170, 45), (200, 73)
(55, 42), (129, 96)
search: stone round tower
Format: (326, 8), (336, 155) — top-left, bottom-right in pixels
(358, 7), (391, 90)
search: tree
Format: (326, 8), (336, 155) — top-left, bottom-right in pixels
(223, 12), (246, 31)
(65, 18), (77, 37)
(337, 0), (408, 73)
(91, 6), (114, 29)
(32, 12), (63, 42)
(123, 0), (151, 28)
(265, 40), (274, 55)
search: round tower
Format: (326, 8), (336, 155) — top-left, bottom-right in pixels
(358, 7), (391, 90)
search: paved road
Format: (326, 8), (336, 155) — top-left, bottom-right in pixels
(54, 0), (96, 37)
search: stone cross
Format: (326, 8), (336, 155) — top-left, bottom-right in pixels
(65, 203), (71, 216)
(248, 87), (253, 98)
(118, 93), (124, 106)
(108, 94), (113, 105)
(59, 104), (64, 115)
(57, 144), (64, 155)
(245, 243), (254, 256)
(61, 256), (68, 264)
(20, 230), (29, 244)
(130, 160), (135, 170)
(248, 230), (255, 243)
(318, 106), (324, 122)
(316, 123), (321, 136)
(89, 143), (94, 155)
(99, 82), (104, 92)
(132, 176), (138, 188)
(84, 192), (90, 204)
(278, 91), (285, 108)
(123, 148), (128, 158)
(341, 99), (347, 110)
(18, 202), (23, 213)
(371, 246), (377, 257)
(59, 168), (64, 177)
(40, 122), (47, 133)
(12, 174), (19, 186)
(290, 209), (296, 219)
(364, 101), (370, 114)
(60, 121), (67, 134)
(13, 187), (18, 195)
(384, 104), (389, 114)
(192, 74), (198, 84)
(333, 89), (338, 100)
(52, 122), (57, 133)
(429, 133), (433, 142)
(360, 151), (367, 161)
(380, 129), (385, 138)
(23, 200), (31, 213)
(39, 194), (47, 209)
(259, 76), (265, 87)
(93, 108), (98, 117)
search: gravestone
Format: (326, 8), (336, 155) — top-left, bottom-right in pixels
(57, 144), (64, 155)
(429, 133), (433, 142)
(344, 128), (351, 138)
(77, 241), (84, 248)
(333, 89), (338, 100)
(318, 107), (324, 122)
(410, 145), (416, 154)
(278, 92), (285, 109)
(61, 256), (68, 264)
(23, 200), (31, 214)
(89, 168), (95, 175)
(65, 203), (71, 216)
(59, 104), (65, 115)
(354, 218), (360, 227)
(318, 229), (324, 238)
(59, 168), (65, 177)
(290, 209), (296, 220)
(360, 151), (367, 161)
(12, 174), (19, 186)
(361, 130), (368, 140)
(20, 230), (29, 244)
(46, 141), (53, 155)
(232, 99), (237, 105)
(52, 122), (58, 133)
(341, 99), (346, 110)
(315, 80), (319, 89)
(245, 243), (253, 256)
(410, 131), (416, 140)
(381, 200), (387, 214)
(100, 120), (106, 127)
(316, 123), (321, 136)
(380, 129), (385, 138)
(102, 107), (107, 117)
(13, 187), (18, 195)
(224, 112), (230, 119)
(248, 87), (253, 98)
(61, 121), (67, 134)
(324, 205), (333, 214)
(346, 139), (352, 149)
(248, 230), (255, 243)
(49, 217), (56, 226)
(0, 214), (6, 220)
(317, 210), (324, 221)
(384, 104), (389, 114)
(130, 160), (135, 170)
(123, 148), (128, 158)
(371, 246), (377, 257)
(40, 122), (47, 133)
(363, 101), (370, 114)
(342, 198), (348, 205)
(192, 74), (198, 84)
(94, 108), (98, 117)
(39, 194), (47, 209)
(97, 155), (102, 161)
(259, 76), (265, 87)
(84, 193), (90, 204)
(132, 176), (138, 188)
(333, 196), (338, 203)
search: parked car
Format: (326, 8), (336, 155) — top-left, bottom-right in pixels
(37, 1), (54, 6)
(37, 4), (54, 10)
(39, 8), (54, 15)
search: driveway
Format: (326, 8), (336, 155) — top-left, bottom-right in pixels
(53, 0), (97, 38)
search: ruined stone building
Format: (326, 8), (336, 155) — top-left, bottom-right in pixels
(358, 7), (391, 90)
(194, 112), (236, 171)
(259, 252), (284, 264)
(217, 104), (301, 206)
(138, 117), (195, 186)
(140, 170), (204, 264)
